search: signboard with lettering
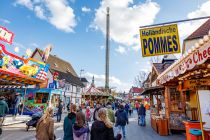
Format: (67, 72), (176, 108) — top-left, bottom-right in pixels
(183, 79), (210, 89)
(0, 26), (14, 44)
(140, 24), (181, 57)
(158, 40), (210, 84)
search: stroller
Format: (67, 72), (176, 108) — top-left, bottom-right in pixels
(26, 112), (42, 131)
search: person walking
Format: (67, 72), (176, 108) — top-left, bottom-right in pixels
(57, 100), (63, 122)
(135, 101), (140, 113)
(111, 102), (115, 110)
(12, 93), (21, 118)
(115, 105), (128, 138)
(73, 112), (90, 140)
(91, 108), (115, 140)
(0, 96), (9, 135)
(93, 103), (101, 121)
(85, 106), (91, 122)
(138, 104), (146, 126)
(107, 105), (115, 124)
(63, 104), (77, 140)
(36, 107), (55, 140)
(125, 103), (130, 116)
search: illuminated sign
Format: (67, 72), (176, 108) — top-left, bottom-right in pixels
(0, 26), (14, 44)
(140, 24), (180, 57)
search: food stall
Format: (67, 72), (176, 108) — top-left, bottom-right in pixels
(158, 35), (210, 139)
(141, 86), (169, 135)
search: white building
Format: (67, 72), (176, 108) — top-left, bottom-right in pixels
(31, 48), (84, 106)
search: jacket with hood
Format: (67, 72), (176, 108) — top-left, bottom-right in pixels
(0, 99), (9, 117)
(115, 109), (128, 126)
(73, 124), (89, 140)
(63, 112), (76, 140)
(91, 120), (114, 140)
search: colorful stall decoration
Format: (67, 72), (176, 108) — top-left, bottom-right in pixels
(23, 88), (62, 115)
(158, 35), (210, 84)
(0, 26), (49, 86)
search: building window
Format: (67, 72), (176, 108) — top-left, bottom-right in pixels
(76, 87), (80, 93)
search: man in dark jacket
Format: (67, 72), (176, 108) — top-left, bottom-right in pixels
(0, 96), (9, 135)
(57, 100), (63, 122)
(115, 105), (128, 138)
(138, 104), (146, 126)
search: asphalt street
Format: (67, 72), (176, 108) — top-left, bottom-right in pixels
(0, 111), (185, 140)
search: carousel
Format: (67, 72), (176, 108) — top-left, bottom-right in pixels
(81, 77), (109, 107)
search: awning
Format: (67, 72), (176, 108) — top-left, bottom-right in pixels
(141, 86), (164, 95)
(157, 35), (210, 84)
(0, 69), (44, 86)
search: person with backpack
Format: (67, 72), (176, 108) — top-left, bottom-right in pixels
(115, 105), (128, 138)
(63, 104), (77, 140)
(138, 104), (146, 126)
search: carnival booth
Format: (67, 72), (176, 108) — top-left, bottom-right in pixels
(82, 78), (109, 108)
(158, 35), (210, 139)
(0, 26), (49, 115)
(141, 86), (169, 135)
(22, 88), (61, 115)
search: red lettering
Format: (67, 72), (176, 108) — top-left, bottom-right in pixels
(198, 50), (203, 61)
(193, 52), (198, 63)
(208, 47), (210, 55)
(203, 50), (207, 59)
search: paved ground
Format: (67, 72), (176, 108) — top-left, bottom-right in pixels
(0, 111), (185, 140)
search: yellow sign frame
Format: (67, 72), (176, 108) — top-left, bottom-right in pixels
(140, 24), (181, 57)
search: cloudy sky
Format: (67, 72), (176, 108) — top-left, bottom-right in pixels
(0, 0), (210, 92)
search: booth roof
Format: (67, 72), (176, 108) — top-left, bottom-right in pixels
(141, 86), (164, 95)
(0, 69), (43, 86)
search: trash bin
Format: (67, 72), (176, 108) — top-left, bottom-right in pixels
(189, 129), (202, 140)
(183, 120), (205, 140)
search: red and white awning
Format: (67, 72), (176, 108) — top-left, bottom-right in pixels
(158, 35), (210, 84)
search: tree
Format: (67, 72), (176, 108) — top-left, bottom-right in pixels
(134, 71), (149, 87)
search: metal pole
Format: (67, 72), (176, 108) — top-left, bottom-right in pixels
(105, 7), (110, 91)
(195, 89), (205, 140)
(140, 16), (210, 28)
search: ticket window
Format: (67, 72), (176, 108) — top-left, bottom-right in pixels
(35, 92), (49, 104)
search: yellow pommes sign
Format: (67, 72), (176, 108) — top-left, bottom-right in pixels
(140, 24), (180, 57)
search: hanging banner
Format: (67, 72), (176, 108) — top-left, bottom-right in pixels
(158, 40), (210, 84)
(140, 24), (181, 57)
(0, 26), (14, 44)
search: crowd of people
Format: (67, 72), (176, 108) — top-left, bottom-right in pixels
(0, 94), (148, 139)
(35, 100), (139, 140)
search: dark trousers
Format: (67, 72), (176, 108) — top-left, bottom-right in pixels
(57, 113), (62, 122)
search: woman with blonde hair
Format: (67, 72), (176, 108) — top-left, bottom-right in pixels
(36, 107), (55, 140)
(91, 108), (115, 140)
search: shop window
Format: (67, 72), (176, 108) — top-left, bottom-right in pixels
(35, 92), (49, 104)
(170, 88), (183, 111)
